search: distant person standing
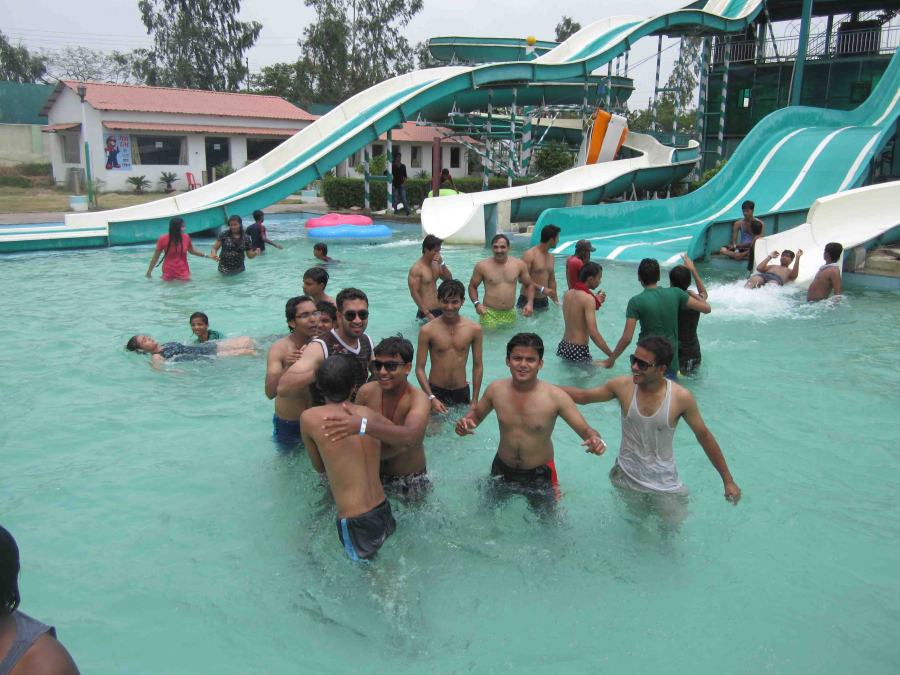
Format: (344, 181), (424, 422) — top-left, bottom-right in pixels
(520, 224), (560, 311)
(807, 242), (843, 302)
(0, 525), (81, 674)
(245, 210), (283, 253)
(145, 217), (213, 280)
(667, 254), (708, 374)
(313, 243), (332, 262)
(211, 215), (260, 274)
(408, 235), (452, 321)
(392, 153), (410, 217)
(566, 240), (596, 289)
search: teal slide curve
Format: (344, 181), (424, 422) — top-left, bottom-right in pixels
(535, 49), (900, 266)
(3, 0), (763, 252)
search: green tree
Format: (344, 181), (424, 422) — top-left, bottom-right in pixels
(354, 152), (387, 175)
(294, 0), (352, 104)
(554, 17), (581, 43)
(0, 31), (47, 83)
(349, 0), (421, 89)
(532, 141), (573, 178)
(43, 46), (143, 84)
(627, 99), (697, 135)
(250, 62), (302, 99)
(414, 40), (439, 70)
(136, 0), (261, 91)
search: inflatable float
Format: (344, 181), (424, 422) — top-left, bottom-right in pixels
(426, 189), (460, 198)
(305, 213), (373, 229)
(313, 224), (392, 242)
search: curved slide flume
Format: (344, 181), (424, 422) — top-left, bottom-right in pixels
(3, 0), (763, 251)
(536, 49), (900, 267)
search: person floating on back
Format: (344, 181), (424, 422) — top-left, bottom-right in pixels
(520, 224), (560, 311)
(468, 234), (536, 326)
(807, 242), (843, 302)
(746, 249), (802, 288)
(558, 261), (611, 365)
(189, 312), (225, 343)
(408, 235), (452, 321)
(301, 357), (396, 561)
(720, 200), (764, 261)
(126, 335), (255, 370)
(246, 210), (283, 253)
(667, 254), (709, 374)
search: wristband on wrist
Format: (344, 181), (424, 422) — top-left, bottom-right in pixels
(428, 394), (436, 400)
(440, 262), (445, 267)
(539, 286), (545, 294)
(359, 418), (368, 435)
(473, 301), (481, 307)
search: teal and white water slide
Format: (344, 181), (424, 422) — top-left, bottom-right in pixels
(536, 49), (900, 265)
(1, 0), (763, 252)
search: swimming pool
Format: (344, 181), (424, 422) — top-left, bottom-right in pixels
(2, 213), (898, 673)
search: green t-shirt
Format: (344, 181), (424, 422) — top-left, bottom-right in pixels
(625, 287), (689, 368)
(191, 329), (225, 343)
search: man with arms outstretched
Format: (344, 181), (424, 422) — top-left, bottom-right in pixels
(301, 357), (396, 561)
(408, 234), (452, 321)
(561, 336), (740, 522)
(265, 296), (317, 450)
(746, 249), (802, 288)
(519, 224), (560, 311)
(456, 333), (606, 515)
(557, 261), (611, 365)
(469, 234), (536, 326)
(416, 280), (484, 413)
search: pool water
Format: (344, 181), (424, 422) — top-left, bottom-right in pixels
(2, 213), (899, 673)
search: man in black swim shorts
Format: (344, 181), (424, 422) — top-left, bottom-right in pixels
(519, 224), (560, 311)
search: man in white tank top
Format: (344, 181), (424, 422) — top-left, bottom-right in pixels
(561, 336), (740, 520)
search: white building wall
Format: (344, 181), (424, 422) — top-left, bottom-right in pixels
(341, 141), (470, 180)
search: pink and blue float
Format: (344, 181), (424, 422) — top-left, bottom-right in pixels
(304, 213), (392, 242)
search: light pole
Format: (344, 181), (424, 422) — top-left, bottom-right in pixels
(76, 82), (94, 208)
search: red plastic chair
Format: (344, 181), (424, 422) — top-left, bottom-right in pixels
(186, 172), (201, 190)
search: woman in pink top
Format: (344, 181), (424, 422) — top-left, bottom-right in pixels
(145, 218), (215, 280)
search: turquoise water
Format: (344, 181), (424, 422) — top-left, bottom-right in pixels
(2, 213), (899, 673)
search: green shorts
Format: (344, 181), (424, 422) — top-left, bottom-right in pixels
(479, 307), (517, 327)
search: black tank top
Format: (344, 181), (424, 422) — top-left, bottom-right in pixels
(309, 329), (374, 406)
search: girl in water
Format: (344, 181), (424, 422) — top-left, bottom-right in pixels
(189, 312), (225, 343)
(126, 335), (255, 370)
(211, 215), (261, 274)
(146, 217), (215, 280)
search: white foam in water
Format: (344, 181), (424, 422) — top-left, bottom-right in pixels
(375, 239), (420, 248)
(706, 280), (824, 322)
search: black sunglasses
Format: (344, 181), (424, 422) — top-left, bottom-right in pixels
(343, 310), (369, 321)
(371, 359), (407, 372)
(630, 354), (658, 371)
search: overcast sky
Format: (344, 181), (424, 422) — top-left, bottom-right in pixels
(5, 0), (715, 108)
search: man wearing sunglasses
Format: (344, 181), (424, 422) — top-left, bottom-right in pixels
(320, 336), (433, 501)
(455, 333), (607, 515)
(265, 296), (318, 451)
(468, 234), (537, 327)
(561, 336), (741, 517)
(278, 288), (374, 409)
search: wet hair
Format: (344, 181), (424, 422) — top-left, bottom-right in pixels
(437, 279), (465, 301)
(165, 217), (184, 255)
(316, 300), (337, 324)
(742, 200), (755, 212)
(303, 267), (329, 288)
(637, 336), (674, 368)
(506, 332), (544, 360)
(335, 287), (368, 312)
(314, 243), (328, 255)
(315, 356), (355, 403)
(125, 335), (142, 352)
(637, 258), (661, 285)
(668, 265), (692, 291)
(252, 210), (264, 222)
(422, 234), (443, 253)
(578, 261), (601, 283)
(374, 334), (414, 363)
(782, 250), (795, 261)
(227, 214), (244, 236)
(750, 221), (763, 235)
(285, 295), (315, 332)
(440, 168), (450, 177)
(0, 526), (20, 615)
(824, 242), (843, 263)
(491, 233), (510, 247)
(189, 311), (209, 326)
(540, 225), (561, 243)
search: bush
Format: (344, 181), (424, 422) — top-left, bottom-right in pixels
(354, 152), (388, 176)
(0, 175), (31, 188)
(214, 162), (235, 179)
(16, 162), (52, 176)
(690, 159), (726, 191)
(532, 141), (574, 178)
(323, 176), (541, 210)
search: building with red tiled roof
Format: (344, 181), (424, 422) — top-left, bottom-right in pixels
(336, 122), (483, 181)
(40, 80), (318, 192)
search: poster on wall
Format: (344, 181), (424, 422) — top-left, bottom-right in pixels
(103, 133), (131, 170)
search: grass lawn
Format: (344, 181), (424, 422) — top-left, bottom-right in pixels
(0, 187), (178, 213)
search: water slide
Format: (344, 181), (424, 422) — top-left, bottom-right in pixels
(536, 50), (900, 266)
(752, 181), (900, 285)
(2, 0), (763, 252)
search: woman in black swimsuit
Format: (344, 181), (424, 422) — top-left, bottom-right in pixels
(210, 215), (261, 274)
(126, 335), (255, 369)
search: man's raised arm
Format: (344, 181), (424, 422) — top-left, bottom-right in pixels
(789, 249), (803, 281)
(559, 376), (625, 405)
(277, 342), (324, 398)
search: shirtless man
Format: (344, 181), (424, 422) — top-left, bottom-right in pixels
(416, 279), (484, 412)
(746, 249), (802, 288)
(408, 234), (452, 321)
(519, 224), (560, 312)
(455, 333), (606, 515)
(807, 242), (843, 302)
(265, 296), (317, 450)
(720, 200), (765, 261)
(469, 234), (536, 327)
(320, 336), (433, 501)
(560, 336), (740, 522)
(303, 267), (335, 306)
(301, 357), (396, 561)
(557, 261), (611, 365)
